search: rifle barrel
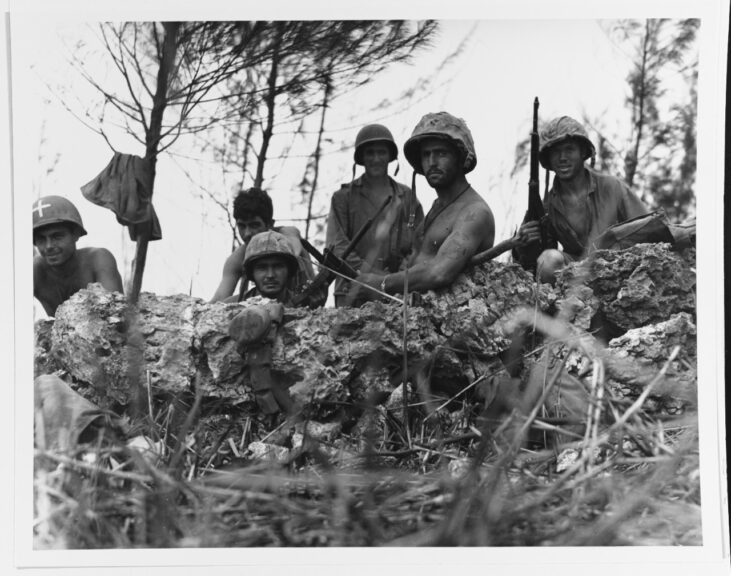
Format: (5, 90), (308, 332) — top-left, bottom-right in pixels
(300, 237), (326, 265)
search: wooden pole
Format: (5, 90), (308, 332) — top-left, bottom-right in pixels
(127, 22), (180, 304)
(128, 234), (150, 303)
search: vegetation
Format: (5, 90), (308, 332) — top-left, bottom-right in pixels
(34, 309), (699, 548)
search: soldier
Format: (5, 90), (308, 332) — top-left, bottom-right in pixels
(326, 123), (423, 307)
(516, 116), (649, 284)
(357, 112), (495, 295)
(211, 187), (324, 306)
(33, 195), (124, 316)
(240, 230), (300, 305)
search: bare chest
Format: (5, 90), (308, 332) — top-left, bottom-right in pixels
(36, 268), (96, 308)
(561, 193), (590, 236)
(417, 199), (465, 258)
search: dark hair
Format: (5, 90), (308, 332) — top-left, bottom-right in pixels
(233, 188), (274, 224)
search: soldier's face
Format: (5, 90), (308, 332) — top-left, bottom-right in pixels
(237, 216), (269, 244)
(548, 140), (584, 181)
(362, 143), (391, 178)
(252, 257), (290, 300)
(33, 224), (78, 267)
(421, 138), (460, 189)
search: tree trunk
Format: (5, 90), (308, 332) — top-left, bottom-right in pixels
(624, 20), (651, 188)
(305, 76), (332, 240)
(253, 27), (282, 190)
(129, 22), (180, 303)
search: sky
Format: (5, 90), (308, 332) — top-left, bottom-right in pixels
(12, 15), (695, 308)
(5, 0), (731, 572)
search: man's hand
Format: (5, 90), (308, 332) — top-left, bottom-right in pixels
(518, 221), (542, 246)
(356, 271), (386, 293)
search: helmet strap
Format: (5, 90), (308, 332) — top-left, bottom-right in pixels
(411, 171), (417, 205)
(394, 160), (400, 177)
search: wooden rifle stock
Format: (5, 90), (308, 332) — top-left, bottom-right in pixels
(468, 235), (521, 267)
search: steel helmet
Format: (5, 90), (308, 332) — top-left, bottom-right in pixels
(538, 116), (596, 169)
(353, 124), (398, 165)
(243, 230), (299, 278)
(32, 195), (87, 236)
(403, 112), (477, 175)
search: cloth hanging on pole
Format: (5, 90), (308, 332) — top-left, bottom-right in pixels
(80, 152), (162, 241)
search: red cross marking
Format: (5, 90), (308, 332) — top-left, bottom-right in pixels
(32, 200), (52, 218)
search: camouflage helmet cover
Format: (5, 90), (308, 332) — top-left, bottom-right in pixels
(353, 124), (398, 165)
(32, 195), (87, 237)
(403, 111), (477, 175)
(538, 116), (596, 169)
(244, 230), (299, 278)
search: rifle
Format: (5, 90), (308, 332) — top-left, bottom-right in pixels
(466, 99), (548, 271)
(468, 236), (522, 267)
(291, 195), (393, 308)
(517, 97), (547, 274)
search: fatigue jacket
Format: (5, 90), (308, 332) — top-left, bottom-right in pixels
(544, 167), (649, 258)
(326, 175), (424, 298)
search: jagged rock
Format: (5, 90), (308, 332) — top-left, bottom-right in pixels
(247, 441), (290, 462)
(50, 287), (211, 407)
(193, 303), (252, 400)
(421, 261), (555, 356)
(607, 312), (697, 412)
(554, 285), (598, 330)
(557, 244), (695, 332)
(35, 246), (696, 425)
(41, 262), (550, 413)
(34, 319), (60, 377)
(609, 312), (697, 365)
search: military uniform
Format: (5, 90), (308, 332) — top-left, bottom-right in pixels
(326, 176), (423, 303)
(326, 123), (423, 306)
(544, 167), (648, 259)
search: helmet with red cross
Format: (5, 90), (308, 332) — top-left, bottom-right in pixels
(32, 195), (87, 236)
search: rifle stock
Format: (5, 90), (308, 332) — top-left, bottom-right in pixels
(468, 235), (521, 267)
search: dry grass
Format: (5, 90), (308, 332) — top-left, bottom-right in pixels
(33, 310), (701, 548)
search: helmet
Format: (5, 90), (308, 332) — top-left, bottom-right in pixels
(32, 195), (87, 236)
(353, 124), (398, 165)
(538, 116), (596, 169)
(403, 112), (477, 175)
(243, 230), (299, 278)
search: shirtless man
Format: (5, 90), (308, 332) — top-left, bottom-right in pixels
(33, 195), (123, 316)
(358, 112), (495, 295)
(211, 187), (324, 306)
(516, 116), (648, 284)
